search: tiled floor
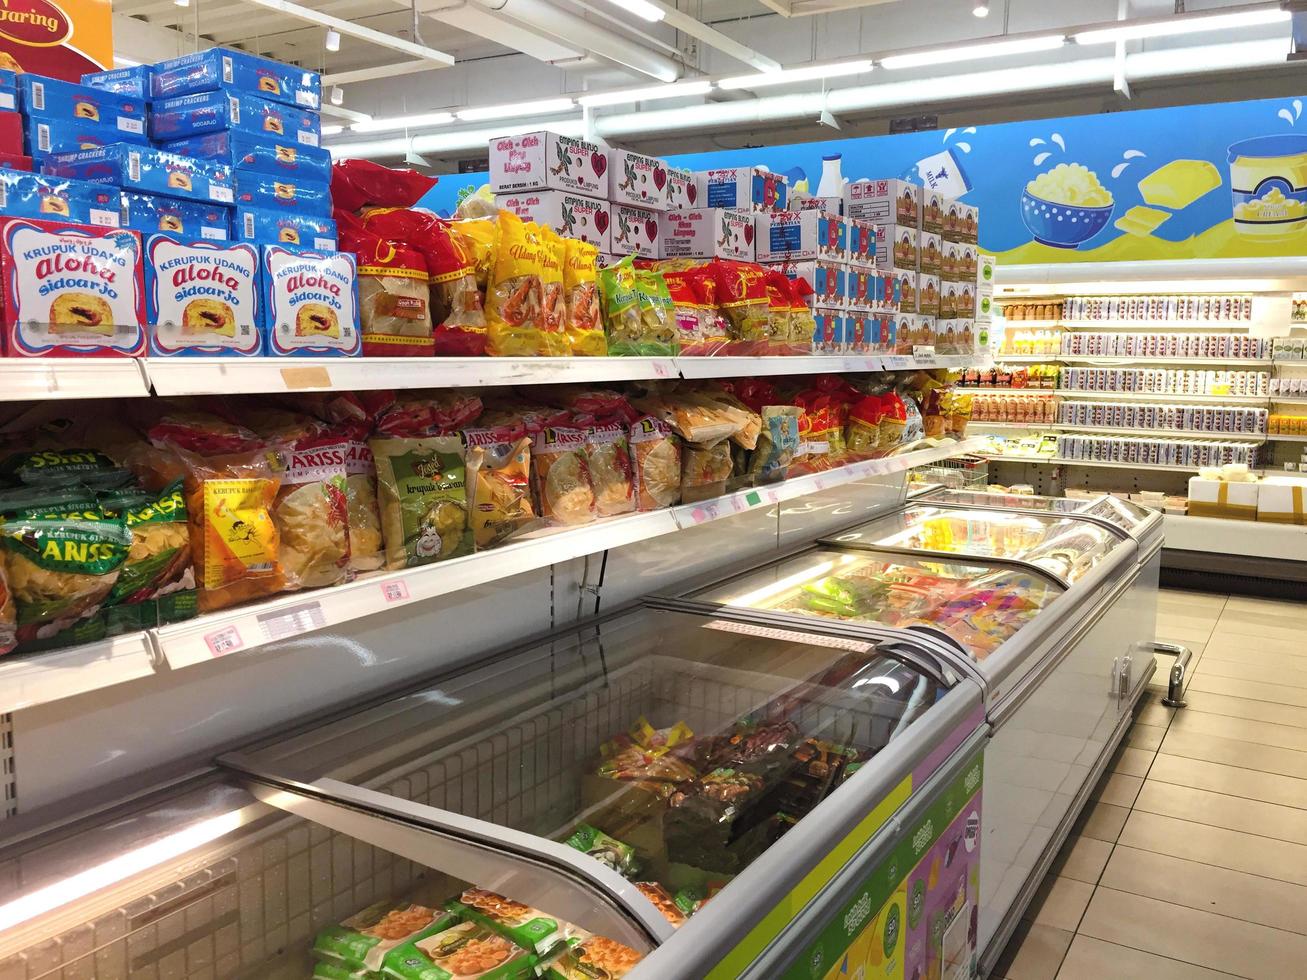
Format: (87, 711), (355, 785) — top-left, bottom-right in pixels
(991, 587), (1307, 980)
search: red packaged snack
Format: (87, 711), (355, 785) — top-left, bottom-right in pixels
(0, 111), (20, 155)
(0, 153), (32, 171)
(712, 260), (770, 355)
(330, 159), (438, 213)
(374, 392), (484, 438)
(148, 411), (264, 457)
(337, 212), (435, 357)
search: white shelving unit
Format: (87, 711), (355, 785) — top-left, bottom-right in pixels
(1164, 513), (1307, 562)
(0, 360), (152, 402)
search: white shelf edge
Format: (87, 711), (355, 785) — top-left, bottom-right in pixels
(1164, 512), (1307, 561)
(0, 633), (158, 715)
(996, 354), (1274, 367)
(0, 359), (152, 402)
(1267, 434), (1307, 442)
(979, 454), (1243, 475)
(1055, 425), (1265, 442)
(963, 388), (1270, 405)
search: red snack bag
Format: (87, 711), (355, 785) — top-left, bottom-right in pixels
(374, 393), (485, 438)
(338, 212), (435, 357)
(712, 260), (770, 355)
(331, 159), (438, 213)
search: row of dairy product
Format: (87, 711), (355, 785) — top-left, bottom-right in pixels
(1058, 367), (1271, 395)
(1058, 402), (1268, 434)
(1063, 294), (1253, 322)
(1062, 332), (1268, 359)
(1056, 434), (1261, 468)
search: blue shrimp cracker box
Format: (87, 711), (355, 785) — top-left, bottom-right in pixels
(19, 75), (147, 135)
(151, 90), (321, 146)
(43, 145), (235, 207)
(0, 70), (16, 112)
(82, 66), (155, 102)
(236, 207), (336, 250)
(261, 245), (359, 356)
(25, 116), (150, 161)
(234, 172), (330, 216)
(161, 131), (331, 184)
(121, 193), (230, 241)
(145, 236), (263, 356)
(152, 47), (321, 111)
(0, 171), (121, 227)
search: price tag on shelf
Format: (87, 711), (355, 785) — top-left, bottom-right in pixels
(689, 501), (722, 524)
(912, 346), (938, 366)
(381, 580), (411, 603)
(205, 625), (244, 658)
(883, 355), (912, 370)
(652, 360), (675, 379)
(257, 601), (326, 642)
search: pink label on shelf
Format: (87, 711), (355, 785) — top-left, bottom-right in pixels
(652, 360), (674, 378)
(381, 580), (410, 603)
(205, 625), (243, 657)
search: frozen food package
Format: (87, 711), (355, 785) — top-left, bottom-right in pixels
(750, 406), (801, 483)
(445, 888), (563, 954)
(532, 426), (596, 526)
(633, 883), (688, 928)
(599, 256), (643, 356)
(342, 440), (384, 572)
(101, 479), (195, 619)
(464, 428), (537, 550)
(585, 422), (635, 517)
(631, 392), (740, 447)
(630, 415), (682, 511)
(563, 236), (606, 356)
(563, 824), (639, 877)
(681, 440), (732, 503)
(371, 436), (470, 569)
(312, 901), (455, 974)
(272, 439), (351, 590)
(485, 211), (544, 357)
(538, 225), (569, 356)
(543, 933), (644, 979)
(382, 919), (537, 980)
(338, 213), (435, 357)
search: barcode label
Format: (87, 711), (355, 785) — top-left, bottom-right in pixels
(0, 93), (13, 111)
(298, 131), (318, 147)
(128, 151), (141, 183)
(243, 212), (255, 238)
(222, 56), (234, 84)
(37, 124), (50, 154)
(0, 183), (6, 208)
(88, 208), (118, 227)
(210, 185), (234, 203)
(30, 82), (44, 110)
(117, 117), (144, 135)
(205, 625), (243, 657)
(201, 226), (224, 240)
(314, 237), (335, 250)
(227, 96), (240, 125)
(381, 580), (410, 603)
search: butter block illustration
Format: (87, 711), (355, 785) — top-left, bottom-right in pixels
(1137, 159), (1222, 210)
(1114, 205), (1172, 237)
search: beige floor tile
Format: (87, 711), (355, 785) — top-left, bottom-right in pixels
(1134, 697), (1179, 727)
(1078, 887), (1307, 979)
(1100, 844), (1307, 935)
(1049, 834), (1112, 884)
(1222, 595), (1307, 624)
(1133, 779), (1307, 845)
(992, 921), (1074, 980)
(1148, 754), (1307, 810)
(1196, 646), (1307, 673)
(1189, 673), (1307, 709)
(1184, 690), (1307, 729)
(1161, 729), (1307, 780)
(1197, 656), (1307, 691)
(1090, 770), (1143, 807)
(1159, 590), (1228, 613)
(1170, 707), (1307, 752)
(1056, 935), (1239, 980)
(1118, 809), (1307, 888)
(1075, 801), (1130, 842)
(1205, 629), (1307, 658)
(1125, 722), (1167, 752)
(1109, 746), (1154, 777)
(1209, 614), (1307, 643)
(1156, 624), (1216, 647)
(1023, 875), (1094, 933)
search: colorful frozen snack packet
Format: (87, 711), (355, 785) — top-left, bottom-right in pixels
(312, 902), (454, 973)
(563, 824), (639, 877)
(381, 920), (538, 980)
(542, 933), (644, 979)
(444, 889), (563, 955)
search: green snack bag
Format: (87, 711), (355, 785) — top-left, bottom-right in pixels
(633, 269), (679, 357)
(445, 889), (562, 954)
(563, 824), (639, 877)
(0, 449), (125, 489)
(105, 480), (194, 609)
(313, 903), (455, 973)
(370, 437), (471, 570)
(543, 933), (644, 979)
(314, 962), (377, 980)
(382, 920), (537, 979)
(598, 257), (642, 357)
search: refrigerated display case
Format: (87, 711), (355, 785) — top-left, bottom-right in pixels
(0, 605), (986, 980)
(919, 488), (1164, 551)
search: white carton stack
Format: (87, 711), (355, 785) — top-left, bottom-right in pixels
(938, 194), (982, 355)
(488, 130), (612, 251)
(846, 178), (921, 355)
(659, 166), (789, 264)
(608, 147), (668, 259)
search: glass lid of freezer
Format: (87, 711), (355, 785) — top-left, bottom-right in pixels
(925, 488), (1155, 537)
(223, 606), (962, 965)
(824, 504), (1125, 585)
(682, 546), (1064, 661)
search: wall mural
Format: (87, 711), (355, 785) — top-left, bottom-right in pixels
(415, 94), (1307, 265)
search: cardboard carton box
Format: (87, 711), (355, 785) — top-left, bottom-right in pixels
(768, 259), (844, 308)
(845, 178), (919, 225)
(152, 46), (321, 110)
(609, 148), (670, 210)
(917, 274), (941, 317)
(876, 224), (918, 270)
(754, 210), (846, 263)
(1188, 477), (1258, 520)
(920, 188), (945, 234)
(665, 166), (697, 211)
(660, 208), (752, 261)
(698, 167), (787, 211)
(151, 90), (321, 145)
(918, 231), (942, 275)
(489, 130), (606, 195)
(610, 202), (661, 258)
(496, 189), (611, 251)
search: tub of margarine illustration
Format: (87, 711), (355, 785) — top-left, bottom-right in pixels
(1229, 135), (1307, 237)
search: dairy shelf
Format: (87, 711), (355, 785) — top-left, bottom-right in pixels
(969, 420), (1264, 442)
(998, 354), (1274, 367)
(979, 453), (1248, 474)
(1270, 395), (1307, 404)
(0, 437), (984, 714)
(1266, 434), (1307, 442)
(999, 320), (1257, 332)
(960, 387), (1270, 405)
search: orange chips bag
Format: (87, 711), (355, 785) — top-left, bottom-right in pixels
(563, 237), (605, 356)
(485, 211), (543, 357)
(537, 226), (568, 356)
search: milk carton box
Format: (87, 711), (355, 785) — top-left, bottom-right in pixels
(608, 148), (670, 210)
(754, 210), (846, 263)
(918, 231), (943, 275)
(261, 245), (361, 357)
(698, 167), (787, 211)
(145, 236), (263, 356)
(788, 193), (843, 215)
(847, 218), (879, 268)
(496, 189), (610, 251)
(845, 178), (919, 225)
(659, 208), (753, 261)
(813, 306), (846, 352)
(489, 131), (606, 195)
(892, 269), (916, 312)
(877, 225), (918, 270)
(665, 166), (697, 211)
(610, 202), (661, 258)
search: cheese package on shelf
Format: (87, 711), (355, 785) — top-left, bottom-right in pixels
(0, 69), (15, 112)
(261, 245), (361, 357)
(659, 208), (753, 261)
(121, 193), (231, 241)
(754, 210), (846, 263)
(0, 217), (146, 357)
(495, 189), (610, 251)
(608, 148), (670, 210)
(82, 65), (156, 101)
(610, 202), (661, 258)
(145, 236), (264, 357)
(24, 116), (150, 161)
(235, 207), (337, 250)
(665, 166), (696, 210)
(917, 274), (941, 317)
(19, 75), (148, 136)
(697, 167), (787, 211)
(489, 131), (606, 195)
(845, 178), (920, 225)
(0, 171), (121, 226)
(1256, 478), (1307, 525)
(877, 225), (918, 270)
(1188, 476), (1259, 520)
(151, 90), (322, 146)
(152, 46), (322, 110)
(233, 172), (331, 217)
(44, 145), (236, 207)
(161, 132), (333, 184)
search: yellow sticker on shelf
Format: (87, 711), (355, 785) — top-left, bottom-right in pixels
(1137, 160), (1223, 210)
(1114, 205), (1172, 237)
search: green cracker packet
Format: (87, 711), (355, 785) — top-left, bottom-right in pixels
(0, 448), (127, 489)
(540, 932), (645, 979)
(563, 824), (639, 878)
(444, 889), (562, 954)
(312, 902), (456, 973)
(381, 920), (537, 980)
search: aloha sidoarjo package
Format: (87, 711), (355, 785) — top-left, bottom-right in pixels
(261, 245), (361, 357)
(144, 236), (264, 356)
(0, 217), (146, 357)
(161, 131), (333, 184)
(150, 90), (322, 146)
(151, 46), (322, 111)
(43, 145), (236, 207)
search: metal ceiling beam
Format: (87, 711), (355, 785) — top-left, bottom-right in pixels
(654, 2), (781, 71)
(234, 0), (456, 64)
(323, 58), (443, 84)
(421, 0), (584, 62)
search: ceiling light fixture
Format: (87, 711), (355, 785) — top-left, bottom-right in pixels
(577, 79), (713, 107)
(973, 0), (989, 17)
(331, 85), (344, 106)
(174, 0), (189, 6)
(1074, 7), (1290, 44)
(325, 28), (341, 52)
(456, 97), (576, 121)
(322, 124), (344, 137)
(880, 34), (1066, 70)
(350, 110), (455, 133)
(597, 0), (666, 23)
(719, 60), (872, 90)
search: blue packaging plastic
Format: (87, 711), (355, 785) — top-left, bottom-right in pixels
(160, 131), (331, 184)
(43, 145), (235, 207)
(19, 75), (148, 134)
(82, 66), (155, 101)
(122, 193), (231, 241)
(0, 171), (121, 226)
(235, 207), (336, 250)
(145, 236), (264, 356)
(151, 89), (321, 146)
(234, 172), (330, 217)
(0, 69), (16, 112)
(152, 47), (321, 111)
(261, 245), (360, 357)
(24, 117), (150, 161)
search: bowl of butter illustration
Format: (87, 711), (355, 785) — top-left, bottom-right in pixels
(1021, 163), (1114, 248)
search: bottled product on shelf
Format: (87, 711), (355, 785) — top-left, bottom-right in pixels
(958, 364), (1061, 390)
(1000, 301), (1061, 321)
(971, 393), (1059, 423)
(1059, 401), (1267, 435)
(1059, 367), (1270, 396)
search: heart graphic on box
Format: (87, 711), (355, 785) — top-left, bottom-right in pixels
(594, 210), (609, 233)
(645, 218), (658, 242)
(591, 152), (607, 178)
(653, 167), (666, 190)
(743, 224), (753, 245)
(687, 183), (697, 205)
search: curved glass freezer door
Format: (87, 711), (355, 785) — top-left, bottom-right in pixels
(924, 488), (1162, 543)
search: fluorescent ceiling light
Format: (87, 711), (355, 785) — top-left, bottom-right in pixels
(322, 124), (344, 136)
(974, 0), (989, 16)
(350, 110), (455, 133)
(719, 60), (872, 90)
(456, 97), (575, 121)
(598, 0), (666, 22)
(1074, 8), (1290, 45)
(578, 79), (713, 107)
(880, 35), (1065, 70)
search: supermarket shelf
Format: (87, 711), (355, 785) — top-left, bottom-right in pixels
(1060, 320), (1253, 331)
(1056, 424), (1265, 442)
(1164, 513), (1307, 562)
(994, 354), (1273, 367)
(3, 438), (983, 710)
(967, 421), (1051, 430)
(1267, 434), (1307, 442)
(993, 354), (1060, 363)
(961, 387), (1269, 405)
(0, 359), (151, 401)
(980, 453), (1223, 474)
(998, 319), (1063, 329)
(1270, 395), (1307, 403)
(956, 387), (1060, 396)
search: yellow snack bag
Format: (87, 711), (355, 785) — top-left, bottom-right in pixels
(538, 226), (569, 357)
(485, 212), (543, 357)
(563, 238), (606, 356)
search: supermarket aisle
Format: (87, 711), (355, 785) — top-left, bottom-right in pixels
(991, 588), (1307, 980)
